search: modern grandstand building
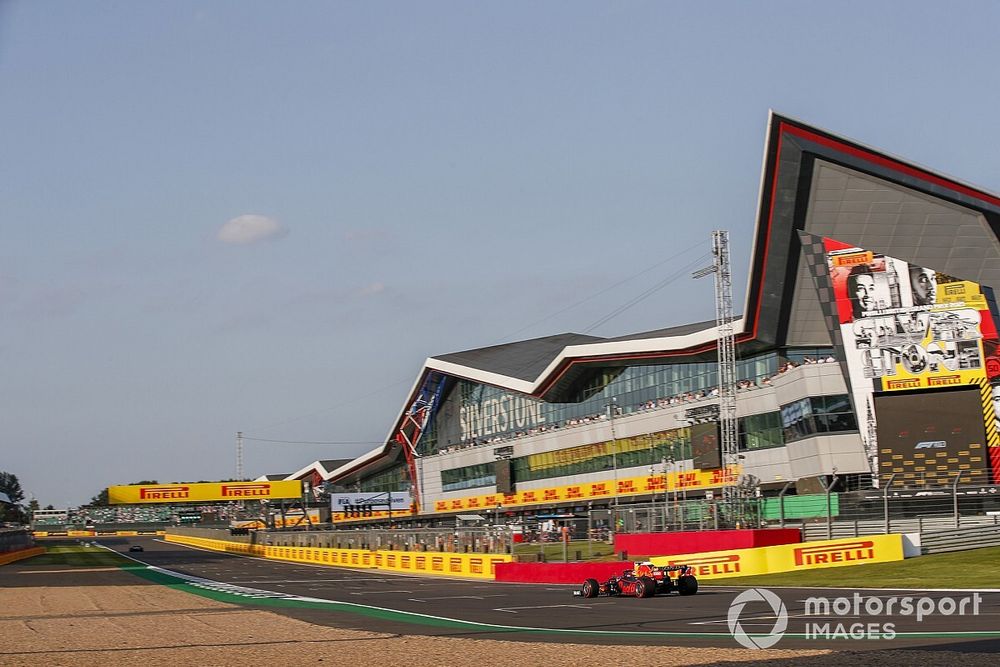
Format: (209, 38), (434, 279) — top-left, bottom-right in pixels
(297, 113), (1000, 525)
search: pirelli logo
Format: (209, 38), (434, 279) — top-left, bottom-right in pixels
(221, 483), (271, 497)
(139, 486), (189, 500)
(668, 553), (740, 576)
(793, 540), (875, 567)
(832, 251), (874, 267)
(886, 378), (921, 390)
(928, 375), (962, 387)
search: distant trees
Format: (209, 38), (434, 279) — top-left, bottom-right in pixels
(0, 471), (26, 523)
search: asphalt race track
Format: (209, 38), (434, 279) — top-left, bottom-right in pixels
(92, 537), (1000, 652)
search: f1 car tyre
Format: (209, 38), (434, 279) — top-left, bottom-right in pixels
(676, 575), (698, 596)
(581, 578), (600, 599)
(635, 576), (656, 598)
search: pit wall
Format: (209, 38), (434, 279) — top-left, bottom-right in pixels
(0, 547), (45, 566)
(614, 528), (801, 557)
(649, 534), (905, 580)
(164, 533), (511, 579)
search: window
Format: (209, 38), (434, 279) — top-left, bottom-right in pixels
(780, 394), (857, 443)
(739, 411), (784, 450)
(441, 463), (496, 492)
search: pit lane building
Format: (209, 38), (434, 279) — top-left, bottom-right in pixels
(304, 113), (1000, 524)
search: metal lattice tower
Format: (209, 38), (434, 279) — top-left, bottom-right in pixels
(236, 431), (245, 481)
(693, 230), (739, 501)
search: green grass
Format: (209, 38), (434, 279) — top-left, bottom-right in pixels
(26, 543), (134, 568)
(709, 545), (1000, 589)
(512, 539), (617, 562)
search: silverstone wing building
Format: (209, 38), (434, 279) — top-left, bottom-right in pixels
(302, 113), (1000, 524)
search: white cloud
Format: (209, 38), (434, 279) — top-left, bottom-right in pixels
(217, 214), (287, 245)
(358, 282), (385, 296)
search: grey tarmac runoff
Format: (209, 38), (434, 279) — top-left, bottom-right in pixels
(90, 537), (1000, 652)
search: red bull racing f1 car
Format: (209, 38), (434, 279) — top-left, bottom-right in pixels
(573, 562), (698, 599)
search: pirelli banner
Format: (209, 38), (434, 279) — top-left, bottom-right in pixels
(650, 534), (904, 580)
(108, 480), (302, 504)
(432, 466), (741, 514)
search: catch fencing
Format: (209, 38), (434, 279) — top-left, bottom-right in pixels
(612, 483), (1000, 542)
(0, 528), (33, 553)
(173, 525), (515, 554)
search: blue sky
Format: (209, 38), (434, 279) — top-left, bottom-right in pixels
(2, 1), (999, 506)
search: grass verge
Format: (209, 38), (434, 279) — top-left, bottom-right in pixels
(512, 540), (617, 562)
(708, 545), (1000, 589)
(25, 542), (136, 568)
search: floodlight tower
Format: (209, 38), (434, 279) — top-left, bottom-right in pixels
(692, 230), (739, 501)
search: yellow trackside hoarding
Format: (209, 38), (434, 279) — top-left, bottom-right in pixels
(649, 534), (904, 580)
(652, 548), (770, 579)
(108, 480), (302, 504)
(769, 535), (904, 572)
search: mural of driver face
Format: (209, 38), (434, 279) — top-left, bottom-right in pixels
(910, 265), (936, 306)
(854, 274), (875, 309)
(849, 271), (876, 318)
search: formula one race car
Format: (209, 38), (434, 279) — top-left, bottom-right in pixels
(573, 562), (698, 599)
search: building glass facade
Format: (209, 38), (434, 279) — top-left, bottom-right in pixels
(420, 347), (834, 456)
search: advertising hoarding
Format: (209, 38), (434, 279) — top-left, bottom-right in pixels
(329, 491), (412, 510)
(821, 238), (1000, 483)
(108, 480), (303, 504)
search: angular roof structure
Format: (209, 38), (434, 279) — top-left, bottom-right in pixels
(321, 112), (1000, 487)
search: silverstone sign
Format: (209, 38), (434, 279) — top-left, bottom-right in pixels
(459, 395), (546, 441)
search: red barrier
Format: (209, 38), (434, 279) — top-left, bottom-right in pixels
(614, 529), (801, 557)
(494, 561), (635, 584)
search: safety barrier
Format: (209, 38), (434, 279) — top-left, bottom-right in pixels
(164, 533), (511, 579)
(801, 515), (1000, 541)
(34, 530), (166, 538)
(649, 534), (904, 580)
(494, 561), (637, 584)
(0, 546), (45, 566)
(614, 528), (801, 557)
(919, 524), (1000, 555)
